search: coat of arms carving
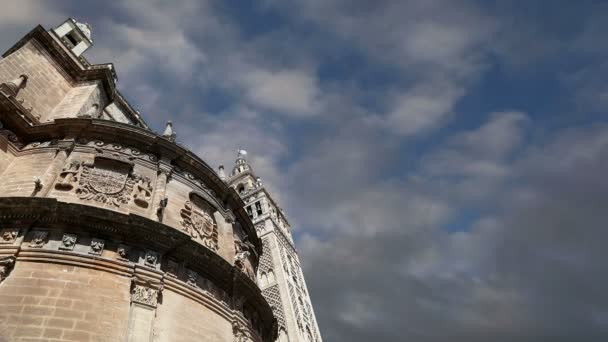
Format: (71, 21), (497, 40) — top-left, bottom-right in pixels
(180, 199), (219, 251)
(71, 157), (147, 208)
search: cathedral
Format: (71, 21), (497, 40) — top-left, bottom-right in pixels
(0, 18), (322, 342)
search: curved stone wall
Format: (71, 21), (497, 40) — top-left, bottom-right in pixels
(0, 109), (277, 341)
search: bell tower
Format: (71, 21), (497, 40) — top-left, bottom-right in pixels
(52, 18), (93, 57)
(227, 150), (323, 342)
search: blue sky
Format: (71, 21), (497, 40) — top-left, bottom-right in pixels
(3, 1), (608, 341)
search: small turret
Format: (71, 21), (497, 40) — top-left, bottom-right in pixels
(162, 121), (176, 142)
(52, 18), (93, 57)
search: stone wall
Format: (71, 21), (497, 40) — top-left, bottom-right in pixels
(0, 41), (72, 120)
(0, 261), (131, 341)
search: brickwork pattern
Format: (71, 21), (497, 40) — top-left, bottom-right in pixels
(0, 261), (131, 342)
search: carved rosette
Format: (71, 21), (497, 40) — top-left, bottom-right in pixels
(180, 201), (219, 251)
(131, 284), (160, 308)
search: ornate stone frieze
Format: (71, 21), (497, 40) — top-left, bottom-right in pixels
(29, 230), (48, 248)
(89, 238), (104, 256)
(0, 228), (19, 244)
(60, 233), (77, 250)
(180, 200), (219, 251)
(131, 284), (161, 308)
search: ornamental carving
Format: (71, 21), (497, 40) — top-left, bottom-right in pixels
(234, 239), (256, 281)
(0, 256), (16, 283)
(89, 238), (104, 256)
(232, 321), (252, 342)
(144, 250), (158, 267)
(60, 233), (77, 251)
(131, 284), (160, 307)
(117, 244), (130, 260)
(0, 228), (19, 244)
(186, 270), (198, 287)
(55, 160), (81, 190)
(29, 231), (48, 248)
(76, 158), (137, 207)
(180, 200), (219, 251)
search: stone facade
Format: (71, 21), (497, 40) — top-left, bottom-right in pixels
(227, 151), (323, 342)
(0, 19), (277, 342)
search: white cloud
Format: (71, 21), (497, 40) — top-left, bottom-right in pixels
(243, 69), (321, 117)
(386, 79), (465, 136)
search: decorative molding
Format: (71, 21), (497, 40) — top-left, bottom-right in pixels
(0, 228), (19, 244)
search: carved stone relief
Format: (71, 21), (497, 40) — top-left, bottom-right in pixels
(89, 238), (104, 256)
(133, 176), (153, 208)
(234, 239), (255, 281)
(55, 155), (154, 209)
(29, 231), (48, 248)
(0, 228), (19, 244)
(186, 269), (198, 287)
(117, 244), (130, 260)
(0, 256), (16, 282)
(180, 200), (219, 251)
(166, 260), (179, 277)
(131, 284), (160, 308)
(59, 233), (77, 251)
(55, 160), (81, 190)
(76, 158), (136, 207)
(144, 250), (158, 268)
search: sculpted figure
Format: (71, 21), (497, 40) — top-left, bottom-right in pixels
(55, 160), (81, 190)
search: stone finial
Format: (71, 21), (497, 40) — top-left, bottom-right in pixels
(162, 121), (176, 142)
(1, 74), (28, 97)
(218, 165), (226, 180)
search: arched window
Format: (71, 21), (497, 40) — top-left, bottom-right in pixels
(268, 269), (275, 283)
(237, 184), (245, 194)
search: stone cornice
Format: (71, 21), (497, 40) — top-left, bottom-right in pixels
(0, 111), (261, 256)
(0, 197), (277, 340)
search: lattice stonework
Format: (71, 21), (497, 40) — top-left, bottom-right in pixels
(262, 284), (286, 328)
(259, 237), (274, 274)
